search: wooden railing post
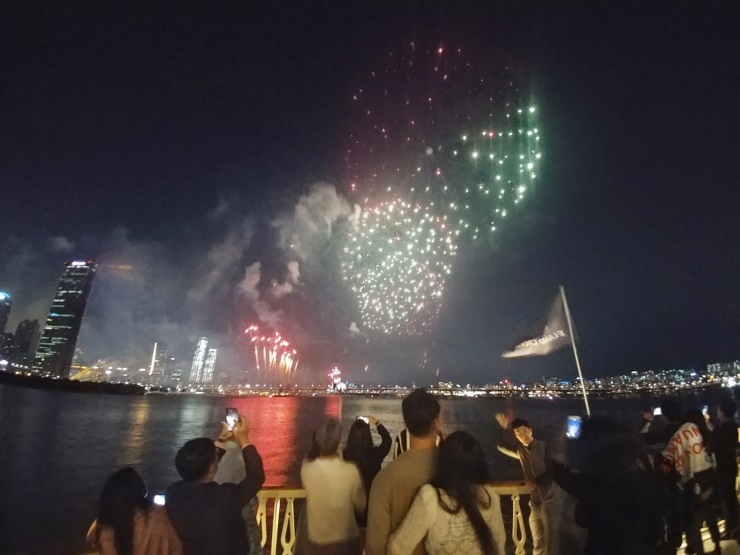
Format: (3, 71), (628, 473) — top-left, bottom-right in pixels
(257, 495), (268, 549)
(257, 482), (530, 555)
(511, 493), (527, 555)
(280, 497), (297, 555)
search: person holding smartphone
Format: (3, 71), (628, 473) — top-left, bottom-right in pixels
(166, 414), (265, 555)
(343, 415), (392, 524)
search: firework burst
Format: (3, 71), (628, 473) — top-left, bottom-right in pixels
(345, 41), (540, 239)
(341, 41), (540, 335)
(245, 325), (299, 378)
(341, 198), (457, 335)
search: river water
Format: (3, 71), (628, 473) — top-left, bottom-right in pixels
(0, 384), (730, 554)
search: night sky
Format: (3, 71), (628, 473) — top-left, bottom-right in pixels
(2, 1), (740, 385)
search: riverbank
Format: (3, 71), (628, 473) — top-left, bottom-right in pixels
(0, 369), (145, 394)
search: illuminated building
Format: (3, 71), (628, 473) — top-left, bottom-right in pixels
(7, 319), (40, 367)
(14, 319), (40, 355)
(34, 261), (97, 378)
(202, 348), (217, 384)
(166, 357), (183, 386)
(148, 342), (168, 386)
(189, 337), (208, 384)
(0, 332), (13, 361)
(0, 292), (10, 335)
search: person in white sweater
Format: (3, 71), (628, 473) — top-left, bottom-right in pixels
(389, 431), (506, 555)
(301, 418), (366, 554)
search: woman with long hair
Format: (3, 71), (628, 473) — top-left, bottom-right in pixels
(389, 431), (505, 555)
(343, 415), (391, 524)
(87, 468), (182, 555)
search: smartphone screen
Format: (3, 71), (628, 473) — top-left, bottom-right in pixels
(153, 494), (166, 506)
(226, 408), (239, 430)
(566, 415), (582, 439)
(357, 416), (369, 424)
(653, 407), (662, 416)
(702, 405), (709, 416)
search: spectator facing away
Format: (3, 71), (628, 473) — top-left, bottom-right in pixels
(301, 417), (366, 554)
(166, 416), (265, 555)
(87, 467), (182, 555)
(366, 388), (441, 555)
(343, 415), (392, 496)
(389, 431), (506, 555)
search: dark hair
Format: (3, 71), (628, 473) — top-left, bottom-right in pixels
(684, 409), (713, 455)
(95, 468), (151, 555)
(660, 398), (682, 423)
(307, 431), (321, 461)
(579, 416), (642, 471)
(431, 432), (495, 555)
(510, 418), (531, 430)
(402, 388), (440, 437)
(175, 438), (217, 481)
(720, 399), (738, 419)
(308, 418), (343, 460)
(344, 419), (373, 465)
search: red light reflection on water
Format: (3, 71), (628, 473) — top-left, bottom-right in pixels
(223, 396), (342, 487)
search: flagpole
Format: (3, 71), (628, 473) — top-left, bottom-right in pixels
(559, 285), (591, 417)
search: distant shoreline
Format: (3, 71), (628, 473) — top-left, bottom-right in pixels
(0, 370), (146, 395)
(0, 369), (729, 399)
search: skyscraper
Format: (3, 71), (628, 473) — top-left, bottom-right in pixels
(0, 292), (11, 335)
(34, 261), (97, 378)
(148, 342), (168, 386)
(166, 356), (183, 387)
(14, 319), (40, 355)
(189, 337), (208, 384)
(202, 348), (218, 384)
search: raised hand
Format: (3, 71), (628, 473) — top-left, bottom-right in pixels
(495, 413), (510, 429)
(232, 415), (251, 448)
(218, 421), (233, 441)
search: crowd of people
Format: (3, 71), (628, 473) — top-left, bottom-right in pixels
(86, 390), (740, 555)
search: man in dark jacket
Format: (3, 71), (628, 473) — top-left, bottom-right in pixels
(496, 414), (557, 555)
(167, 415), (265, 555)
(713, 399), (739, 537)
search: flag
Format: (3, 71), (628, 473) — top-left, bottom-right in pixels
(502, 292), (572, 358)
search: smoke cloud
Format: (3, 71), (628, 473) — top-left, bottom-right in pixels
(273, 182), (352, 260)
(47, 236), (75, 253)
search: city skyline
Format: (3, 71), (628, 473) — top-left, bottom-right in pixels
(2, 3), (740, 385)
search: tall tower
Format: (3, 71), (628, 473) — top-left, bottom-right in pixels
(148, 342), (168, 386)
(34, 261), (97, 378)
(189, 337), (208, 384)
(165, 356), (183, 386)
(202, 348), (218, 384)
(0, 292), (10, 335)
(14, 319), (40, 354)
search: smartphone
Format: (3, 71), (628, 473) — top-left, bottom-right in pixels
(566, 415), (582, 439)
(653, 407), (662, 416)
(153, 494), (166, 506)
(357, 416), (369, 424)
(702, 405), (709, 416)
(226, 408), (239, 430)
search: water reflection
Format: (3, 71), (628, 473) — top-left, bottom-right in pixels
(122, 399), (151, 463)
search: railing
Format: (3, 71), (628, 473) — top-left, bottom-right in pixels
(257, 487), (306, 555)
(256, 481), (534, 555)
